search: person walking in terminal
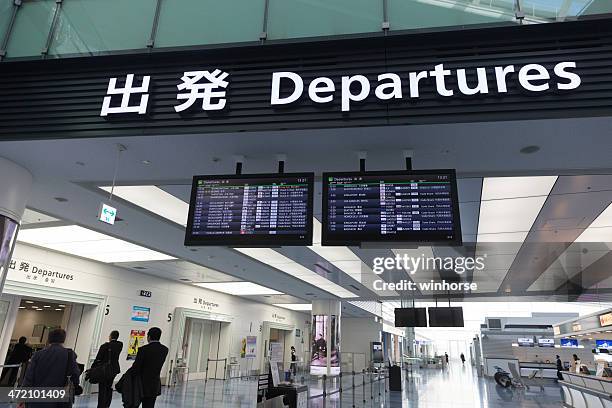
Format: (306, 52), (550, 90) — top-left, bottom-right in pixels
(131, 327), (168, 408)
(556, 355), (564, 380)
(92, 330), (123, 408)
(460, 353), (466, 364)
(22, 328), (82, 407)
(444, 352), (449, 364)
(0, 336), (32, 386)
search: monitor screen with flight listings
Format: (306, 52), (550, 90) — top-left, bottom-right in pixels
(185, 173), (314, 246)
(321, 170), (461, 246)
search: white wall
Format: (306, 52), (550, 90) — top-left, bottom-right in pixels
(2, 243), (310, 378)
(342, 317), (381, 371)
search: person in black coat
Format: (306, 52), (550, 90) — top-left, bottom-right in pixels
(22, 328), (81, 408)
(0, 336), (32, 386)
(93, 330), (123, 408)
(131, 327), (168, 408)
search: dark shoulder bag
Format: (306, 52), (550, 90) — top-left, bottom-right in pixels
(85, 346), (113, 384)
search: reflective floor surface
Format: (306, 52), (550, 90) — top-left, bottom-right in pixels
(66, 363), (564, 407)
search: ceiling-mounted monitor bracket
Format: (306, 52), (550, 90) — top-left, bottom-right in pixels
(403, 149), (413, 171)
(233, 155), (245, 175)
(276, 153), (287, 174)
(358, 151), (367, 172)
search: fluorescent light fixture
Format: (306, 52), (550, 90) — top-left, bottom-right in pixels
(309, 219), (363, 283)
(194, 281), (283, 296)
(100, 186), (188, 226)
(55, 308), (62, 311)
(58, 305), (65, 307)
(18, 306), (25, 309)
(235, 248), (357, 298)
(18, 225), (175, 263)
(576, 203), (612, 243)
(96, 186), (359, 298)
(476, 176), (557, 292)
(43, 305), (50, 308)
(25, 300), (34, 304)
(273, 303), (312, 311)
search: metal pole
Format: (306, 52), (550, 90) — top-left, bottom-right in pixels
(370, 369), (374, 400)
(362, 369), (366, 404)
(223, 358), (227, 381)
(352, 371), (356, 408)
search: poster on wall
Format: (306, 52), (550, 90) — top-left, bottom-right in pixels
(270, 342), (284, 363)
(131, 306), (151, 322)
(127, 329), (146, 360)
(246, 336), (257, 358)
(311, 315), (327, 375)
(329, 315), (340, 375)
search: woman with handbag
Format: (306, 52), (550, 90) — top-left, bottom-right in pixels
(21, 328), (82, 408)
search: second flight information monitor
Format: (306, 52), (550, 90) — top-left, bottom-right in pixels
(185, 173), (314, 246)
(322, 170), (461, 246)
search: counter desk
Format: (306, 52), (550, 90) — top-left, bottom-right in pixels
(560, 372), (612, 408)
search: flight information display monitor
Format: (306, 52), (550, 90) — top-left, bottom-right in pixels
(322, 170), (461, 246)
(185, 173), (314, 246)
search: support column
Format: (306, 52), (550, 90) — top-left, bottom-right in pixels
(311, 300), (341, 376)
(0, 157), (33, 293)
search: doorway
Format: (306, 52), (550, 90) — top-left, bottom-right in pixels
(182, 317), (216, 380)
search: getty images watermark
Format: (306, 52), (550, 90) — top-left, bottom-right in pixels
(371, 253), (487, 292)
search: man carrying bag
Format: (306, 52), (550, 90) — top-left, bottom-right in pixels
(87, 331), (123, 408)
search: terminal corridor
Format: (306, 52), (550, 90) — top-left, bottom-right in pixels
(71, 364), (563, 408)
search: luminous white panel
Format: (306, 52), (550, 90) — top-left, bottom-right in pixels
(477, 196), (549, 236)
(17, 225), (175, 263)
(194, 282), (283, 296)
(309, 219), (364, 283)
(272, 303), (312, 311)
(476, 176), (557, 292)
(235, 248), (357, 298)
(480, 176), (557, 201)
(100, 186), (189, 226)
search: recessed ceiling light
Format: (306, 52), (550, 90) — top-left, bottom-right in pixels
(25, 300), (34, 304)
(58, 304), (65, 307)
(31, 306), (38, 309)
(43, 305), (50, 308)
(55, 308), (62, 311)
(194, 282), (283, 296)
(18, 306), (25, 309)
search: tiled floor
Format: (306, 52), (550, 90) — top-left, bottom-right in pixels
(70, 363), (564, 407)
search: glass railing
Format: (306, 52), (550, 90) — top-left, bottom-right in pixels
(0, 0), (611, 60)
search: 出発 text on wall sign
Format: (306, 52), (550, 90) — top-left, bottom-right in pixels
(99, 62), (581, 116)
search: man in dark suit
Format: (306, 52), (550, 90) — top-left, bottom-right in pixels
(0, 336), (32, 386)
(22, 328), (81, 408)
(131, 327), (168, 408)
(93, 330), (123, 408)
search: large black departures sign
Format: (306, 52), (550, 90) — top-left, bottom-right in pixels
(1, 18), (612, 140)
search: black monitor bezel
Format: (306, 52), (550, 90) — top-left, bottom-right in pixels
(321, 169), (462, 246)
(184, 172), (315, 247)
(428, 306), (465, 327)
(394, 307), (428, 328)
